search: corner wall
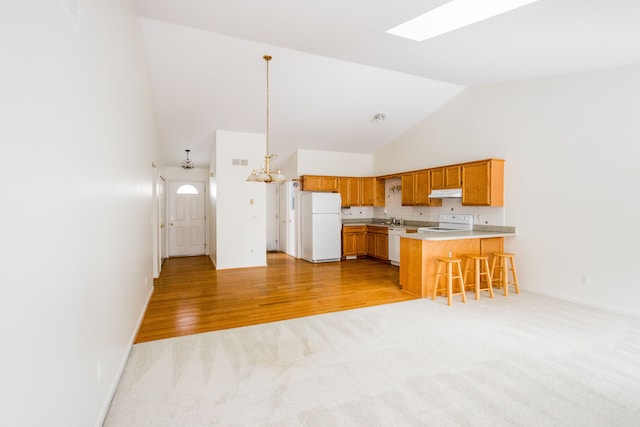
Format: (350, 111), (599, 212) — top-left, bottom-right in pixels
(374, 64), (640, 316)
(0, 1), (161, 425)
(213, 130), (267, 269)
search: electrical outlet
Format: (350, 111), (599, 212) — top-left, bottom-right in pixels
(581, 274), (590, 285)
(144, 276), (148, 287)
(96, 362), (102, 382)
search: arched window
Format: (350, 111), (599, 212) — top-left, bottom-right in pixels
(176, 184), (199, 195)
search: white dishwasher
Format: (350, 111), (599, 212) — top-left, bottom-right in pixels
(388, 227), (406, 266)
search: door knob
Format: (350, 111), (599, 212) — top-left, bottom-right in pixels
(170, 223), (174, 226)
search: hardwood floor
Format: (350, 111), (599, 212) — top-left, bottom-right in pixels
(135, 253), (417, 343)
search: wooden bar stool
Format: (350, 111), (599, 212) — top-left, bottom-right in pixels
(463, 254), (494, 300)
(433, 257), (466, 306)
(491, 252), (520, 296)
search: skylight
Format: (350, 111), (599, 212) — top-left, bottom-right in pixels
(386, 0), (541, 42)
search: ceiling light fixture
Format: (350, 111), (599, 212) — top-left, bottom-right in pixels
(247, 55), (285, 183)
(371, 113), (387, 123)
(386, 0), (541, 42)
(181, 149), (194, 170)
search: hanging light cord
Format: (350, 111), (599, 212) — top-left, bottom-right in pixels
(264, 54), (272, 157)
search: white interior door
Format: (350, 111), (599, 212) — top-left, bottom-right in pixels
(168, 181), (206, 256)
(158, 176), (167, 265)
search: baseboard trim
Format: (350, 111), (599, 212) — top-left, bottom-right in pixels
(96, 285), (154, 427)
(526, 288), (640, 319)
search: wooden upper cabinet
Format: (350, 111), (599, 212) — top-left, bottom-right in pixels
(431, 165), (461, 190)
(461, 159), (504, 206)
(402, 171), (441, 206)
(347, 178), (360, 206)
(401, 173), (416, 206)
(339, 177), (385, 207)
(301, 175), (338, 192)
(338, 177), (361, 207)
(338, 178), (349, 207)
(415, 170), (441, 207)
(303, 158), (503, 206)
(361, 178), (385, 207)
(361, 178), (374, 206)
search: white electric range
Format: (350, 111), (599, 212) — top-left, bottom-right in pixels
(418, 213), (473, 233)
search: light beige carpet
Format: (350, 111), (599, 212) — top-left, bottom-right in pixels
(104, 292), (640, 426)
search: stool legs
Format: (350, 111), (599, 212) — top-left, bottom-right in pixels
(463, 256), (494, 300)
(434, 258), (466, 306)
(491, 253), (519, 296)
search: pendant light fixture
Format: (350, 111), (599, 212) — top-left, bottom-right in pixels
(181, 149), (194, 170)
(246, 55), (285, 183)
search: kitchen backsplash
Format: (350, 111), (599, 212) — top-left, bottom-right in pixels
(340, 177), (506, 226)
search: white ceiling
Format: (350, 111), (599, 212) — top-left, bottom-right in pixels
(134, 0), (640, 168)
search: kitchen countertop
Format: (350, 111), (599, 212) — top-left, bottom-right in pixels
(343, 223), (419, 229)
(401, 230), (515, 241)
(342, 222), (516, 238)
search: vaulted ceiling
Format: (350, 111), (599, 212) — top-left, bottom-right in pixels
(134, 0), (640, 168)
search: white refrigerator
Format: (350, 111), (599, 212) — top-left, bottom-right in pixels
(301, 192), (342, 263)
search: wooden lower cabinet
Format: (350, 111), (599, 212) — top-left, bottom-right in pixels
(366, 226), (388, 260)
(399, 237), (504, 298)
(342, 225), (389, 260)
(342, 226), (366, 257)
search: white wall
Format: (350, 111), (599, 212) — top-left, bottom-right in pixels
(209, 138), (218, 265)
(375, 64), (640, 316)
(0, 1), (160, 426)
(296, 149), (374, 177)
(213, 130), (267, 269)
(164, 166), (210, 182)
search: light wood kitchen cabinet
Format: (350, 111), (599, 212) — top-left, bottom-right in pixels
(338, 177), (385, 207)
(431, 165), (462, 190)
(480, 237), (504, 268)
(342, 225), (366, 257)
(338, 178), (349, 207)
(301, 175), (338, 192)
(347, 178), (360, 206)
(401, 173), (416, 206)
(462, 159), (504, 206)
(361, 178), (385, 207)
(366, 226), (388, 260)
(400, 237), (505, 298)
(338, 177), (360, 207)
(401, 171), (441, 206)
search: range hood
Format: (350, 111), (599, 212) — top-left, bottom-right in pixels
(428, 188), (462, 198)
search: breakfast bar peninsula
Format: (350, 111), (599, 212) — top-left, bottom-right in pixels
(399, 229), (515, 298)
